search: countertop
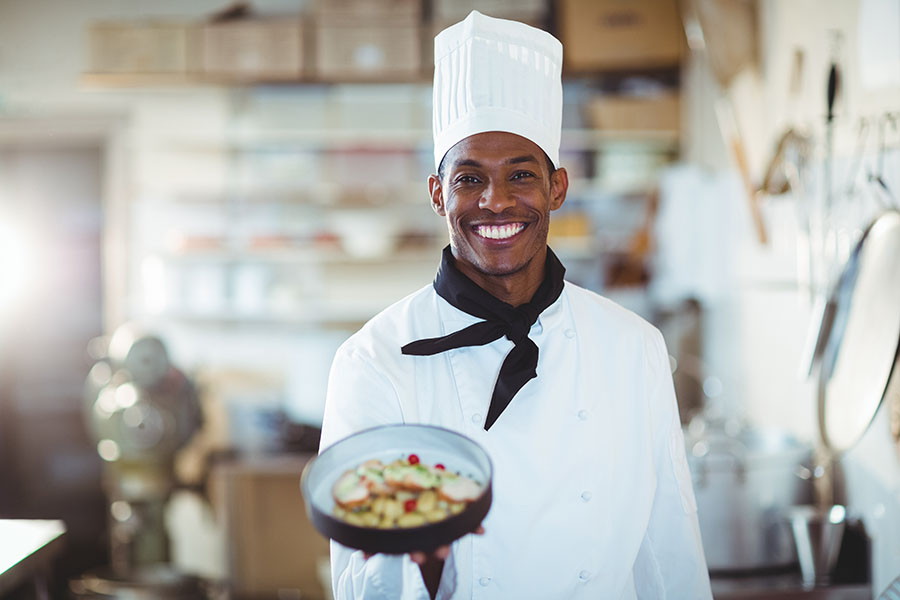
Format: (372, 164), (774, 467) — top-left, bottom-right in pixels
(712, 573), (871, 599)
(0, 519), (67, 596)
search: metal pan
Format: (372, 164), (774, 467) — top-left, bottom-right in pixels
(816, 210), (900, 454)
(301, 424), (492, 554)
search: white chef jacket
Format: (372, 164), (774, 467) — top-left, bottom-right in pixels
(319, 281), (712, 599)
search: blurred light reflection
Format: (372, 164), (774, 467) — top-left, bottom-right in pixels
(115, 383), (138, 409)
(96, 388), (118, 416)
(110, 500), (132, 522)
(97, 439), (121, 462)
(89, 361), (112, 387)
(141, 256), (168, 314)
(0, 218), (37, 314)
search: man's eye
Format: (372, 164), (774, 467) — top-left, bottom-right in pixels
(511, 171), (535, 180)
(455, 175), (480, 184)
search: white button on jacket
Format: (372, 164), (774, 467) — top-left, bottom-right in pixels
(320, 282), (712, 599)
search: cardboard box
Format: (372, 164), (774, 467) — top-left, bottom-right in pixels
(211, 454), (331, 599)
(431, 13), (546, 40)
(89, 22), (197, 74)
(586, 93), (680, 132)
(558, 0), (684, 72)
(433, 0), (547, 20)
(200, 19), (304, 81)
(314, 0), (422, 19)
(314, 18), (422, 81)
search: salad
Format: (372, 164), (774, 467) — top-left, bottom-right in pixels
(331, 454), (483, 528)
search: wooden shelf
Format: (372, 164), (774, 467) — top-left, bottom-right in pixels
(81, 72), (430, 89)
(561, 128), (680, 151)
(136, 182), (433, 206)
(142, 311), (368, 332)
(142, 296), (420, 330)
(161, 128), (677, 152)
(158, 244), (443, 265)
(120, 84), (678, 333)
(81, 72), (203, 88)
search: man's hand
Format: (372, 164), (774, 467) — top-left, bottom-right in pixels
(359, 526), (485, 599)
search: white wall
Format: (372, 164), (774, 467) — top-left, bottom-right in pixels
(683, 1), (900, 593)
(734, 0), (899, 177)
(674, 0), (899, 433)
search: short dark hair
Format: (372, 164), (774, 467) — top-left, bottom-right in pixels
(437, 149), (556, 182)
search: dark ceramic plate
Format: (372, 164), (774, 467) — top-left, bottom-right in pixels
(301, 424), (492, 554)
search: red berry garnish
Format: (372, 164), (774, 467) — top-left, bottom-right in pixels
(408, 454), (420, 465)
(404, 499), (417, 513)
(435, 464), (445, 470)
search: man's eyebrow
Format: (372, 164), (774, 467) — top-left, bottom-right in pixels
(452, 155), (538, 170)
(454, 159), (483, 168)
(505, 155), (539, 166)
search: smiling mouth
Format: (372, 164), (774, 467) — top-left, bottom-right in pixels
(474, 223), (526, 240)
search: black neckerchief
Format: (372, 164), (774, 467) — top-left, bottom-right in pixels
(401, 245), (566, 430)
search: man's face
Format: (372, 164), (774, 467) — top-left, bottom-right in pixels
(428, 131), (568, 287)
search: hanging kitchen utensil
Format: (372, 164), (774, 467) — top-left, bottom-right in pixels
(817, 210), (900, 455)
(799, 41), (857, 381)
(715, 97), (768, 244)
(845, 117), (870, 182)
(867, 113), (899, 211)
(759, 128), (812, 197)
(821, 31), (842, 280)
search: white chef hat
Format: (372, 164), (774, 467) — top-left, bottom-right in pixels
(432, 10), (563, 172)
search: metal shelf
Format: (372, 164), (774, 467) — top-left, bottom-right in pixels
(161, 128), (679, 153)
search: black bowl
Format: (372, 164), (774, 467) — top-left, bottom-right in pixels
(301, 424), (493, 554)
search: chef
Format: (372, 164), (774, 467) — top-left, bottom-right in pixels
(319, 10), (712, 600)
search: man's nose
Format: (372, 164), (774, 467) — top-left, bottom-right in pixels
(478, 181), (516, 213)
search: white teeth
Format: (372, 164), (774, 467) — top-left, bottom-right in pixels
(476, 223), (525, 240)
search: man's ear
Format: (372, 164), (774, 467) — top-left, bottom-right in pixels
(428, 174), (446, 216)
(549, 167), (568, 211)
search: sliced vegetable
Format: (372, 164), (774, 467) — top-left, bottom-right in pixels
(332, 454), (482, 529)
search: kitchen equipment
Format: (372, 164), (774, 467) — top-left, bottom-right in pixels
(301, 424), (492, 554)
(805, 209), (900, 516)
(798, 34), (846, 378)
(816, 211), (900, 456)
(686, 420), (815, 573)
(802, 116), (897, 380)
(107, 324), (171, 389)
(69, 564), (206, 599)
(870, 113), (899, 211)
(787, 504), (847, 588)
(714, 97), (768, 244)
(81, 327), (202, 574)
(822, 32), (843, 277)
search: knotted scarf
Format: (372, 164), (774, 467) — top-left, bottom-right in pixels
(401, 245), (566, 430)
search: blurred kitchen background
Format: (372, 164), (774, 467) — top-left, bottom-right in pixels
(0, 0), (899, 598)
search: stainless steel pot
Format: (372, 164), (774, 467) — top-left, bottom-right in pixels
(686, 421), (815, 573)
